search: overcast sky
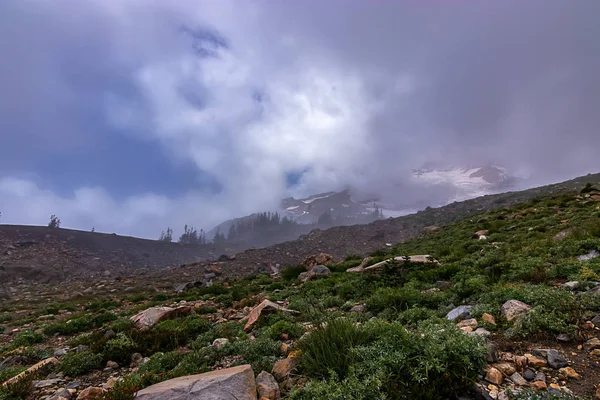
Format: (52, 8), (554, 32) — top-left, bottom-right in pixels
(1, 0), (599, 239)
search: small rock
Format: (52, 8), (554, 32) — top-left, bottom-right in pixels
(590, 349), (600, 357)
(482, 313), (496, 325)
(548, 383), (562, 395)
(494, 363), (516, 376)
(534, 372), (546, 383)
(103, 377), (118, 389)
(501, 300), (531, 322)
(457, 318), (478, 329)
(509, 372), (528, 386)
(556, 333), (571, 342)
(106, 360), (119, 369)
(446, 305), (472, 321)
(470, 328), (491, 337)
(272, 358), (297, 382)
(130, 353), (144, 368)
(525, 353), (547, 369)
(530, 381), (547, 392)
(485, 367), (503, 385)
(591, 314), (600, 327)
(486, 343), (499, 363)
(350, 305), (365, 313)
(34, 378), (65, 388)
(48, 388), (72, 400)
(460, 326), (473, 333)
(562, 281), (580, 291)
(595, 386), (600, 400)
(256, 371), (280, 400)
(533, 349), (568, 369)
(578, 250), (600, 262)
(242, 300), (299, 332)
(523, 369), (535, 381)
(76, 387), (106, 400)
(212, 338), (230, 349)
(559, 367), (581, 380)
(53, 349), (67, 357)
(103, 330), (115, 339)
(584, 337), (600, 351)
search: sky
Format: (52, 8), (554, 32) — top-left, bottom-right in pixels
(1, 0), (599, 239)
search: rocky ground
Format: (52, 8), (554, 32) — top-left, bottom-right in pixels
(1, 175), (600, 399)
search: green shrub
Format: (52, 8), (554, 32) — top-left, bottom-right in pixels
(59, 350), (103, 376)
(506, 389), (586, 399)
(265, 320), (305, 340)
(10, 330), (45, 348)
(282, 265), (306, 281)
(223, 337), (281, 373)
(0, 366), (26, 383)
(43, 312), (117, 336)
(104, 373), (143, 400)
(103, 333), (136, 363)
(139, 351), (185, 375)
(194, 305), (218, 314)
(85, 300), (120, 311)
(295, 320), (486, 400)
(298, 318), (379, 379)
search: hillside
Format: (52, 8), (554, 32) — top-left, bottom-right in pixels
(1, 173), (599, 286)
(0, 225), (227, 283)
(1, 172), (600, 399)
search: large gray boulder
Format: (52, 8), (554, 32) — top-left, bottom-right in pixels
(135, 364), (257, 400)
(501, 300), (531, 322)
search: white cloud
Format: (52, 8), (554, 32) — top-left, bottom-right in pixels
(1, 0), (599, 237)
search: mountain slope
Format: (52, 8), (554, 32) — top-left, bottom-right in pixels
(167, 172), (600, 279)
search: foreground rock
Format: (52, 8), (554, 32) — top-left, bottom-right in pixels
(130, 306), (194, 331)
(242, 300), (299, 331)
(135, 364), (257, 400)
(76, 387), (106, 399)
(501, 300), (531, 322)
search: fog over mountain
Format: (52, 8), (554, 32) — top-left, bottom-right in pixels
(0, 1), (599, 239)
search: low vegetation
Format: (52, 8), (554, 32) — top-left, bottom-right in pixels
(1, 187), (600, 399)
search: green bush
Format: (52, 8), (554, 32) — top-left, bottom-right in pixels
(103, 333), (136, 363)
(282, 265), (306, 281)
(44, 312), (117, 335)
(0, 366), (26, 383)
(295, 320), (487, 400)
(10, 330), (45, 348)
(59, 350), (103, 376)
(298, 318), (379, 379)
(139, 351), (185, 375)
(506, 389), (586, 399)
(265, 320), (305, 340)
(85, 299), (120, 311)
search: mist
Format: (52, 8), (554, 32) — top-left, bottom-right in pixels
(0, 0), (598, 239)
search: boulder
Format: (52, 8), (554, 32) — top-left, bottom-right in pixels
(501, 300), (531, 322)
(135, 365), (256, 400)
(130, 306), (194, 331)
(446, 305), (473, 321)
(299, 265), (331, 282)
(242, 300), (299, 332)
(256, 371), (280, 400)
(363, 255), (439, 274)
(302, 253), (333, 269)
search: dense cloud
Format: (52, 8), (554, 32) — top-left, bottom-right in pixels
(1, 0), (599, 238)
